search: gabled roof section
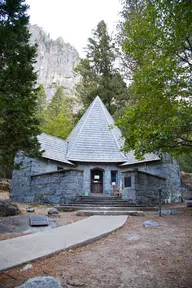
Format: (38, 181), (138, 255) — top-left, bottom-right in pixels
(66, 96), (127, 162)
(37, 133), (73, 165)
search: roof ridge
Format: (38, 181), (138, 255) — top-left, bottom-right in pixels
(67, 98), (96, 158)
(99, 98), (127, 160)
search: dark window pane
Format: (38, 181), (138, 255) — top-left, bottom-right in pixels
(124, 176), (131, 187)
(111, 171), (117, 183)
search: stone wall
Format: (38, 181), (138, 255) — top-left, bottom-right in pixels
(181, 172), (192, 200)
(31, 169), (83, 204)
(121, 156), (181, 202)
(135, 171), (166, 205)
(120, 171), (136, 202)
(10, 156), (82, 204)
(121, 170), (166, 205)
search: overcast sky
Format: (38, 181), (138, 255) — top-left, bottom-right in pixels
(26, 0), (122, 56)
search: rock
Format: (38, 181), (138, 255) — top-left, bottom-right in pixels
(144, 220), (159, 227)
(27, 207), (35, 213)
(48, 208), (59, 215)
(128, 235), (139, 241)
(0, 200), (20, 217)
(21, 276), (62, 288)
(0, 179), (10, 191)
(20, 264), (33, 271)
(158, 209), (183, 215)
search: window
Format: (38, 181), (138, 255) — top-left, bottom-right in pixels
(57, 166), (63, 171)
(111, 171), (117, 184)
(124, 176), (131, 188)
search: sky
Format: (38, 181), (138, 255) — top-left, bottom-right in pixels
(26, 0), (122, 56)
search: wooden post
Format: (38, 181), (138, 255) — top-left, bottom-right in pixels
(158, 186), (162, 217)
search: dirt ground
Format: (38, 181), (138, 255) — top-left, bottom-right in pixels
(0, 193), (192, 288)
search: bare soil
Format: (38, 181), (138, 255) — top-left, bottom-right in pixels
(0, 193), (192, 288)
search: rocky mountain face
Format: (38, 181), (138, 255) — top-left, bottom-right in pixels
(29, 24), (80, 100)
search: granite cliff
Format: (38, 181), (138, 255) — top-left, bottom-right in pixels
(29, 24), (80, 99)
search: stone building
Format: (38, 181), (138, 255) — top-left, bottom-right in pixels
(11, 96), (181, 205)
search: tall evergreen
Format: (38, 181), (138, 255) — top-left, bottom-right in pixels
(41, 87), (75, 140)
(0, 0), (41, 168)
(75, 20), (129, 117)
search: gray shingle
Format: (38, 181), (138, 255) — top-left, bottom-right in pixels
(66, 96), (126, 162)
(120, 151), (160, 166)
(37, 97), (160, 166)
(37, 133), (73, 165)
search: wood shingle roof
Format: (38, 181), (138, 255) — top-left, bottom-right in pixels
(66, 96), (127, 162)
(37, 96), (160, 165)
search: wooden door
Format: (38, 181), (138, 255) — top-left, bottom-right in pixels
(91, 169), (103, 193)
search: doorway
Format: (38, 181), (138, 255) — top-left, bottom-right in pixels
(91, 168), (103, 193)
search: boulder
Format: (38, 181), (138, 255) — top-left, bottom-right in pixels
(144, 220), (159, 227)
(0, 200), (20, 217)
(27, 207), (35, 213)
(21, 276), (63, 288)
(48, 208), (59, 215)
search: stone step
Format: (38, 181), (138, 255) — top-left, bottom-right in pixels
(78, 196), (123, 200)
(76, 210), (145, 216)
(75, 202), (137, 206)
(56, 205), (157, 212)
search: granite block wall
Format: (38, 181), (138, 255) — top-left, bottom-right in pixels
(10, 156), (83, 204)
(121, 170), (166, 205)
(31, 170), (83, 204)
(135, 171), (166, 205)
(122, 156), (181, 202)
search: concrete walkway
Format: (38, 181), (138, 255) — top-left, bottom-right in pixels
(0, 215), (127, 272)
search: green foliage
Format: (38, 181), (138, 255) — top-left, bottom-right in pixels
(0, 0), (42, 170)
(36, 84), (47, 124)
(75, 20), (129, 117)
(116, 0), (192, 158)
(41, 87), (74, 139)
(179, 153), (192, 173)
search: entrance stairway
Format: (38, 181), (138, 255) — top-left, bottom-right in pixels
(55, 196), (157, 216)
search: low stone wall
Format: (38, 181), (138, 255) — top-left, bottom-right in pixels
(136, 171), (166, 205)
(11, 167), (83, 204)
(181, 172), (192, 200)
(121, 170), (166, 205)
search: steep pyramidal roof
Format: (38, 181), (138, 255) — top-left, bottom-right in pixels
(37, 97), (160, 165)
(66, 96), (127, 162)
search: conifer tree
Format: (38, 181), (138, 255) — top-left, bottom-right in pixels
(42, 87), (74, 140)
(75, 20), (129, 117)
(0, 0), (41, 168)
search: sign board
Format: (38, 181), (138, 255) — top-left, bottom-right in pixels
(94, 175), (100, 179)
(29, 215), (49, 226)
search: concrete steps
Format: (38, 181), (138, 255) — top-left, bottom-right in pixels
(56, 205), (157, 212)
(55, 196), (156, 215)
(73, 196), (143, 207)
(76, 210), (145, 216)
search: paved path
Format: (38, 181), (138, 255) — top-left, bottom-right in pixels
(0, 215), (127, 271)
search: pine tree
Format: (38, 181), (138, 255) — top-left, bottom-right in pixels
(75, 20), (129, 117)
(0, 0), (42, 169)
(42, 87), (75, 140)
